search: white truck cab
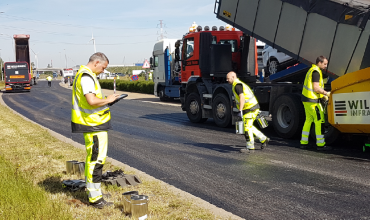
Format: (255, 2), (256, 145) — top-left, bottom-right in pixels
(152, 39), (180, 101)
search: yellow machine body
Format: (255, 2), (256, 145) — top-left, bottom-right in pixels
(328, 67), (370, 134)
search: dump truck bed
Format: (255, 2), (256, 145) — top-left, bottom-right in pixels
(216, 0), (370, 79)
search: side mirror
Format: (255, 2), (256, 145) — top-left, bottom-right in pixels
(150, 57), (154, 69)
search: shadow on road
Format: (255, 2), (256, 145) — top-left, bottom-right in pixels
(183, 142), (267, 153)
(140, 113), (234, 132)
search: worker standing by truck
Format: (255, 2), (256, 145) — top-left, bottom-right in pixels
(46, 75), (52, 87)
(227, 71), (269, 152)
(71, 52), (120, 208)
(300, 56), (332, 151)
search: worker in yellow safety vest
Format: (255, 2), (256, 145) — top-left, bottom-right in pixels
(300, 56), (332, 151)
(148, 72), (153, 81)
(71, 52), (120, 208)
(227, 71), (270, 152)
(46, 75), (52, 87)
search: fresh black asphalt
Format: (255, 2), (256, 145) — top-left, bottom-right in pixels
(3, 81), (370, 219)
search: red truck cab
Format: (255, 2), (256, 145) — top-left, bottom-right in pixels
(181, 30), (244, 83)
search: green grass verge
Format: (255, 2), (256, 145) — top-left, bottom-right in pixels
(99, 79), (154, 94)
(0, 156), (72, 219)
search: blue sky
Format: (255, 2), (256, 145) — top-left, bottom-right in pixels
(0, 0), (225, 68)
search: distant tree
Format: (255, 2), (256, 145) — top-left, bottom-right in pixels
(0, 57), (3, 80)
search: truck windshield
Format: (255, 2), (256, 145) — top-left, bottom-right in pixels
(184, 38), (194, 60)
(219, 40), (237, 52)
(154, 56), (159, 67)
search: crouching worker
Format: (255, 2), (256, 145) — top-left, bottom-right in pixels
(227, 71), (270, 152)
(71, 52), (120, 208)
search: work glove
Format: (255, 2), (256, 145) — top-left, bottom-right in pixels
(239, 111), (244, 121)
(234, 111), (243, 121)
(322, 95), (328, 101)
(326, 92), (331, 97)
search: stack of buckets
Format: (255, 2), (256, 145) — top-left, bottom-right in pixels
(123, 191), (149, 219)
(66, 160), (85, 179)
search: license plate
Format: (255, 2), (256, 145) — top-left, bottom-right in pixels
(10, 75), (25, 79)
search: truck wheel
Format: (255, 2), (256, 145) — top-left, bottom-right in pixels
(265, 58), (281, 77)
(158, 87), (169, 101)
(186, 93), (206, 123)
(310, 123), (340, 145)
(212, 93), (231, 127)
(272, 94), (305, 138)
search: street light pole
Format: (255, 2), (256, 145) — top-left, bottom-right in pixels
(64, 49), (67, 68)
(30, 48), (38, 69)
(89, 33), (96, 53)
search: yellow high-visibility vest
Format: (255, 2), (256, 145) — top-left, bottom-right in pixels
(302, 64), (324, 103)
(71, 65), (111, 133)
(232, 78), (258, 110)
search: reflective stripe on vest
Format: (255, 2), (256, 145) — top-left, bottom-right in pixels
(302, 64), (324, 103)
(232, 78), (258, 110)
(71, 65), (111, 133)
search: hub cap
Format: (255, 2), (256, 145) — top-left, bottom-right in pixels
(216, 103), (226, 119)
(269, 60), (278, 74)
(189, 100), (199, 115)
(277, 104), (292, 128)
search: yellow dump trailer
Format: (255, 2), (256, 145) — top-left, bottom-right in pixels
(328, 68), (370, 135)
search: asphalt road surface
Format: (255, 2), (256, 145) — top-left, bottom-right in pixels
(3, 81), (370, 219)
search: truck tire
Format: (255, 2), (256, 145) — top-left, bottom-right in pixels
(158, 87), (170, 101)
(212, 93), (231, 127)
(186, 93), (207, 123)
(265, 58), (281, 77)
(272, 94), (305, 138)
(309, 123), (340, 145)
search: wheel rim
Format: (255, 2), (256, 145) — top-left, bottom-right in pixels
(277, 104), (292, 129)
(216, 103), (226, 119)
(269, 60), (278, 74)
(189, 100), (199, 115)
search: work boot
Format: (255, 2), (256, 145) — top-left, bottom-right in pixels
(317, 146), (332, 151)
(247, 144), (255, 150)
(261, 138), (270, 149)
(90, 198), (114, 209)
(300, 144), (312, 149)
(245, 142), (255, 150)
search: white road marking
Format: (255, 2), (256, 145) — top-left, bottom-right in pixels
(135, 100), (180, 107)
